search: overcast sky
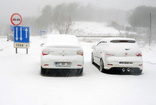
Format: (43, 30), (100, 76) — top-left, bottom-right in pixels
(1, 0), (156, 24)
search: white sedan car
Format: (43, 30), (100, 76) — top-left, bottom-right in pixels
(92, 38), (143, 74)
(41, 34), (84, 76)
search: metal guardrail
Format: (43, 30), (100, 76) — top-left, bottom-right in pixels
(76, 35), (122, 38)
(0, 36), (7, 38)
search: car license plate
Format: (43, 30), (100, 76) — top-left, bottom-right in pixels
(119, 62), (133, 64)
(55, 62), (71, 67)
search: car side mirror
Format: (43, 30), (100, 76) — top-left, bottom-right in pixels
(40, 43), (44, 47)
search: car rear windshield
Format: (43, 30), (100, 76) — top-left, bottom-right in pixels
(110, 40), (136, 43)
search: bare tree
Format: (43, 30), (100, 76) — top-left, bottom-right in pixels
(110, 21), (123, 35)
(52, 3), (74, 34)
(31, 5), (53, 33)
(53, 15), (73, 34)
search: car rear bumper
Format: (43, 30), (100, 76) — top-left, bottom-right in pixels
(41, 55), (84, 69)
(41, 68), (83, 76)
(107, 67), (142, 74)
(104, 56), (143, 70)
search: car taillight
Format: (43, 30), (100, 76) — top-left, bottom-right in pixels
(136, 53), (142, 57)
(42, 49), (50, 55)
(106, 53), (114, 56)
(77, 50), (83, 56)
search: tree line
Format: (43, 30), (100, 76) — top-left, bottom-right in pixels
(23, 3), (126, 34)
(21, 3), (156, 40)
(128, 6), (156, 40)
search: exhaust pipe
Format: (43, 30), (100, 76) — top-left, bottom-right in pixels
(122, 68), (126, 72)
(127, 68), (131, 72)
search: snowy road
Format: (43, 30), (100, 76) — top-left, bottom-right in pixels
(0, 36), (156, 105)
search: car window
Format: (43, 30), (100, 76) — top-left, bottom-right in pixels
(97, 41), (107, 46)
(110, 40), (136, 43)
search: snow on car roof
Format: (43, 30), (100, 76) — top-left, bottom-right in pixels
(45, 34), (80, 47)
(100, 37), (136, 42)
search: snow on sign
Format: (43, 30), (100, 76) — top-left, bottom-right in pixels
(10, 13), (22, 26)
(14, 26), (30, 48)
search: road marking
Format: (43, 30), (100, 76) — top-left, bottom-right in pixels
(25, 28), (28, 38)
(16, 27), (18, 40)
(20, 27), (22, 41)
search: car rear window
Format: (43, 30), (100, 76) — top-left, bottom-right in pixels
(110, 40), (136, 43)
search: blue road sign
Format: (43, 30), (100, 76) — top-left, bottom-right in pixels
(10, 25), (14, 31)
(40, 30), (46, 35)
(14, 26), (29, 43)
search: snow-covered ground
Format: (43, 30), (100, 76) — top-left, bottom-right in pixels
(0, 36), (156, 105)
(71, 22), (120, 36)
(51, 21), (120, 37)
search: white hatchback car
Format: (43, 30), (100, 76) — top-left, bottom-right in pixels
(92, 37), (143, 74)
(41, 34), (84, 76)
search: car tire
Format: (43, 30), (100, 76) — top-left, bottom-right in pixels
(77, 68), (83, 76)
(91, 53), (95, 64)
(99, 59), (104, 72)
(41, 67), (46, 75)
(134, 70), (142, 75)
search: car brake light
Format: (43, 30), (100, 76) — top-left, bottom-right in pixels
(107, 64), (113, 66)
(42, 49), (50, 55)
(77, 50), (83, 56)
(44, 64), (49, 66)
(77, 64), (82, 66)
(106, 53), (114, 56)
(139, 64), (142, 66)
(136, 53), (142, 57)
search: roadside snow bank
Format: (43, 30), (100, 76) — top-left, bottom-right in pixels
(142, 44), (156, 64)
(71, 22), (120, 36)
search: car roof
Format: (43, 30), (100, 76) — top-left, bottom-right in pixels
(100, 37), (136, 42)
(45, 34), (80, 48)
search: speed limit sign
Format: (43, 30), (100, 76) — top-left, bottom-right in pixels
(10, 13), (22, 26)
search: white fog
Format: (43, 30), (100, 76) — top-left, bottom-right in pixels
(0, 0), (156, 105)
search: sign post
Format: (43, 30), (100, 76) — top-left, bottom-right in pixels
(10, 13), (30, 54)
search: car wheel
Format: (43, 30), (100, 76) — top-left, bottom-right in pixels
(91, 53), (95, 64)
(77, 68), (83, 76)
(99, 59), (104, 72)
(41, 67), (46, 75)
